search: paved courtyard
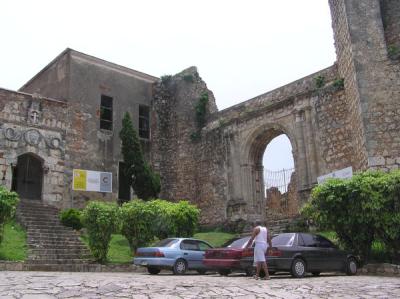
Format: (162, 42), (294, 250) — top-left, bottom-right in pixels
(0, 271), (399, 299)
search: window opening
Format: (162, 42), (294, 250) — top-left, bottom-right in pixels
(100, 95), (113, 130)
(139, 105), (150, 139)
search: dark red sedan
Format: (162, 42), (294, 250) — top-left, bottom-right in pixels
(203, 235), (281, 276)
(203, 236), (253, 276)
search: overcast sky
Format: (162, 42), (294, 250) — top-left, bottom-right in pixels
(1, 0), (336, 171)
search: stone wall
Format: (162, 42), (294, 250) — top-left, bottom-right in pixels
(0, 88), (67, 207)
(329, 0), (400, 171)
(151, 67), (221, 224)
(328, 0), (368, 171)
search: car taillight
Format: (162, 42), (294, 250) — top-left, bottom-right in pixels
(154, 250), (165, 257)
(242, 248), (253, 257)
(223, 250), (241, 258)
(269, 248), (282, 257)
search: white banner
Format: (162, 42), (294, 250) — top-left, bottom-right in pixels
(317, 166), (353, 184)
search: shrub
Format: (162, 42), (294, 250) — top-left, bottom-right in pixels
(81, 201), (119, 263)
(147, 199), (177, 239)
(172, 201), (200, 237)
(302, 170), (400, 263)
(0, 187), (19, 244)
(119, 200), (155, 253)
(60, 208), (83, 230)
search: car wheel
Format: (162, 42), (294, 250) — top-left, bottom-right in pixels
(197, 269), (207, 275)
(245, 267), (255, 276)
(346, 257), (357, 275)
(291, 258), (306, 278)
(312, 272), (320, 276)
(218, 269), (231, 276)
(147, 267), (160, 275)
(173, 259), (187, 275)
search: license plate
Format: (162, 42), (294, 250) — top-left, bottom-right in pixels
(141, 261), (148, 266)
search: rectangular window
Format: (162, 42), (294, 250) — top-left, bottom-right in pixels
(100, 95), (113, 130)
(139, 105), (150, 139)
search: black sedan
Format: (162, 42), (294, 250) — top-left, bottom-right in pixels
(240, 233), (358, 278)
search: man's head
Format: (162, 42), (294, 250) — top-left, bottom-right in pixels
(254, 219), (263, 227)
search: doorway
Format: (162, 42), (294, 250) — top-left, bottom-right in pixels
(12, 153), (43, 200)
(118, 162), (131, 203)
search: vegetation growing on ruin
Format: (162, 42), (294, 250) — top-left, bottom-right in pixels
(183, 74), (194, 83)
(119, 112), (160, 201)
(191, 92), (209, 142)
(302, 170), (400, 264)
(388, 44), (400, 59)
(333, 78), (345, 90)
(160, 74), (172, 84)
(314, 75), (326, 89)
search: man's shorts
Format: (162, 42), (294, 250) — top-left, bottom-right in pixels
(254, 242), (267, 263)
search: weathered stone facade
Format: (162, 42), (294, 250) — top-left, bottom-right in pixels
(153, 0), (400, 226)
(0, 0), (399, 227)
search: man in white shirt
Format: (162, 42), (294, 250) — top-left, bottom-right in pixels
(245, 220), (272, 280)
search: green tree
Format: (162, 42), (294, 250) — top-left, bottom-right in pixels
(119, 112), (160, 201)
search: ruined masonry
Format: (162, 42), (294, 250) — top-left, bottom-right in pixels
(0, 0), (399, 228)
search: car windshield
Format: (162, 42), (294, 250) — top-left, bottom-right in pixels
(225, 236), (251, 249)
(153, 238), (179, 247)
(272, 233), (296, 246)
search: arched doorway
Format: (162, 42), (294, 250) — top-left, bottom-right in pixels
(240, 124), (299, 222)
(263, 134), (298, 219)
(12, 153), (44, 200)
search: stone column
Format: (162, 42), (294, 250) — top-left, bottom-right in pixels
(293, 110), (309, 189)
(304, 106), (319, 184)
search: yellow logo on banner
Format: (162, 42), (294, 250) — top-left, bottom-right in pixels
(73, 169), (87, 191)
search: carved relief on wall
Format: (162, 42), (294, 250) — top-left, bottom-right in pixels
(27, 97), (42, 125)
(1, 126), (63, 150)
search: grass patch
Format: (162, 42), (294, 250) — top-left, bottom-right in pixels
(0, 221), (27, 261)
(193, 232), (236, 248)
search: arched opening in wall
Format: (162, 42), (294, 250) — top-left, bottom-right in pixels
(262, 134), (297, 220)
(11, 153), (44, 200)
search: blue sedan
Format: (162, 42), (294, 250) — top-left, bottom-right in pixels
(133, 238), (214, 275)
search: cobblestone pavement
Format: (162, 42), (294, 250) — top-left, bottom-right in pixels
(0, 271), (399, 299)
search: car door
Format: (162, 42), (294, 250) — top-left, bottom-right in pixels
(315, 235), (346, 271)
(180, 240), (203, 269)
(196, 240), (213, 269)
(298, 233), (325, 271)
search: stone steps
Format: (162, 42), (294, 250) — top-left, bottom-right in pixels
(16, 199), (94, 271)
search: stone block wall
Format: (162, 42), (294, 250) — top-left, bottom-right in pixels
(0, 88), (67, 207)
(329, 0), (368, 171)
(329, 0), (400, 172)
(151, 67), (220, 223)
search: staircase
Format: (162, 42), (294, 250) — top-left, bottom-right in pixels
(16, 200), (94, 271)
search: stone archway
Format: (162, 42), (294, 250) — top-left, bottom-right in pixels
(12, 153), (44, 200)
(239, 123), (299, 222)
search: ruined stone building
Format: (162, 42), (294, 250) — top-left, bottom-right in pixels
(0, 0), (399, 227)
